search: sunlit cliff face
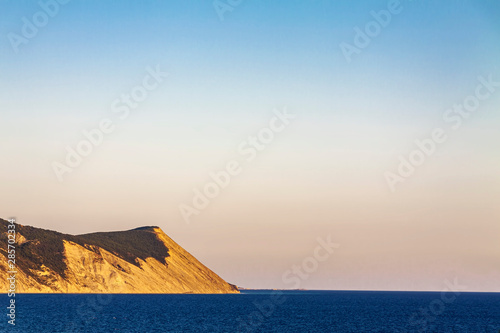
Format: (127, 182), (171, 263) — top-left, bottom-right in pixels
(0, 221), (238, 294)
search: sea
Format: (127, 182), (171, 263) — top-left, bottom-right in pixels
(1, 290), (499, 332)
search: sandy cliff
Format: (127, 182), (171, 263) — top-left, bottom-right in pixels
(0, 219), (238, 294)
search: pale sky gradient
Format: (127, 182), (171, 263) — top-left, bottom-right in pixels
(1, 0), (499, 291)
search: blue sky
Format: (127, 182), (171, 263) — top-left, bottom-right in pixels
(2, 1), (499, 119)
(1, 0), (500, 291)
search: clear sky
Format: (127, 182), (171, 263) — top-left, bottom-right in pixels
(1, 0), (499, 291)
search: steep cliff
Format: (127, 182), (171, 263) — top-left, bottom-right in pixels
(0, 219), (238, 294)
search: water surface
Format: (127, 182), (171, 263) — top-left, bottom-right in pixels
(1, 290), (499, 332)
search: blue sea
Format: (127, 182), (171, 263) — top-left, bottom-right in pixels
(1, 290), (499, 332)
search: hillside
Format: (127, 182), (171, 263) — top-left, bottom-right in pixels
(0, 219), (239, 294)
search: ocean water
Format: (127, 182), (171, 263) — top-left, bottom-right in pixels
(1, 290), (499, 332)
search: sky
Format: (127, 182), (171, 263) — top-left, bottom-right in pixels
(1, 0), (499, 292)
